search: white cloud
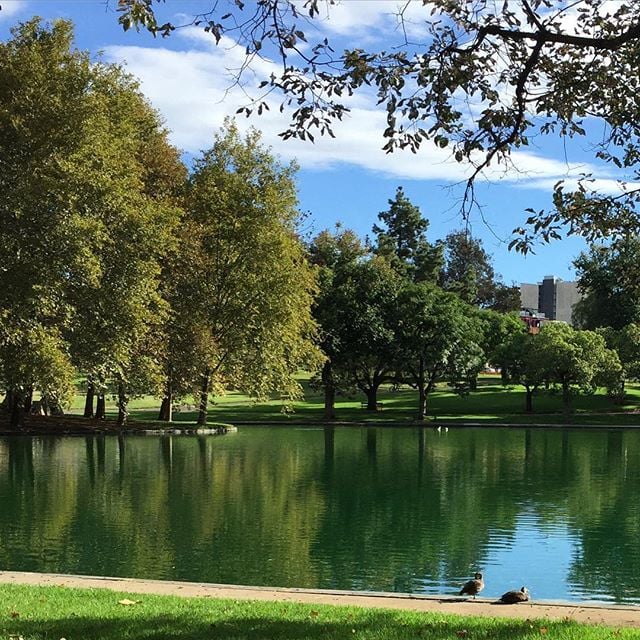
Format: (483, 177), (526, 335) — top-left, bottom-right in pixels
(309, 0), (403, 36)
(539, 0), (622, 34)
(518, 177), (640, 196)
(0, 0), (27, 20)
(105, 35), (625, 191)
(297, 0), (436, 42)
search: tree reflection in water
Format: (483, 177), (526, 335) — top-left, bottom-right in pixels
(0, 427), (639, 603)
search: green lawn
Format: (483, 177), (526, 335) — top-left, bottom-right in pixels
(1, 583), (639, 640)
(66, 375), (640, 426)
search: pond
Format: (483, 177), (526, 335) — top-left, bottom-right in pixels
(1, 426), (639, 604)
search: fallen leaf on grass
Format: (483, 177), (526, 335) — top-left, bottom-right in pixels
(456, 631), (468, 638)
(118, 599), (140, 606)
(309, 610), (319, 618)
(540, 627), (548, 635)
(10, 611), (20, 618)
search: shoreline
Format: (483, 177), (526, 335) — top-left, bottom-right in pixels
(2, 417), (640, 436)
(2, 571), (640, 628)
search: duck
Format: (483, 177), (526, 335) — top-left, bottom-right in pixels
(499, 586), (530, 604)
(459, 572), (484, 598)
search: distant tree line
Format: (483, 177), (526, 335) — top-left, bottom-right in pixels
(308, 187), (525, 420)
(308, 189), (631, 420)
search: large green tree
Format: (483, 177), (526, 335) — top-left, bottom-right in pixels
(172, 121), (320, 425)
(0, 19), (95, 425)
(394, 283), (484, 420)
(573, 237), (640, 330)
(498, 330), (546, 413)
(372, 187), (442, 283)
(331, 256), (401, 411)
(308, 227), (367, 420)
(533, 323), (621, 416)
(598, 324), (640, 401)
(115, 0), (640, 246)
(0, 19), (185, 427)
(440, 231), (519, 311)
(476, 309), (527, 375)
(66, 73), (184, 425)
(0, 19), (171, 426)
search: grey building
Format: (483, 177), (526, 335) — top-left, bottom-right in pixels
(520, 276), (582, 324)
(520, 283), (539, 313)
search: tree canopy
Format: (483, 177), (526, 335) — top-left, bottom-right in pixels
(308, 227), (367, 419)
(0, 18), (183, 425)
(372, 187), (443, 283)
(394, 282), (484, 419)
(114, 0), (640, 248)
(0, 19), (321, 428)
(533, 322), (621, 414)
(173, 121), (321, 425)
(573, 237), (640, 330)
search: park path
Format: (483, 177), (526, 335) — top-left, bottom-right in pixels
(2, 571), (640, 628)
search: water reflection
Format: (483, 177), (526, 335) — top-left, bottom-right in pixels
(0, 427), (639, 604)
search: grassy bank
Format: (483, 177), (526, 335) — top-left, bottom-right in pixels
(63, 375), (640, 427)
(2, 583), (639, 639)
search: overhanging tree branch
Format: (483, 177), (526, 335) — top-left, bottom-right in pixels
(109, 0), (640, 249)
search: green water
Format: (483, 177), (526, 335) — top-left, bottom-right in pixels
(0, 427), (639, 604)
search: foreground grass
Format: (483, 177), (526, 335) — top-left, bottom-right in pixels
(64, 375), (640, 427)
(1, 583), (639, 640)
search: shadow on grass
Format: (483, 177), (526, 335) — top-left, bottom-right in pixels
(123, 381), (640, 428)
(8, 611), (583, 640)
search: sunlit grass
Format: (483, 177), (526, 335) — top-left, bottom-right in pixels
(2, 583), (639, 640)
(60, 374), (640, 426)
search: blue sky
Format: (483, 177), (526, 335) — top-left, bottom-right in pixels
(1, 0), (626, 285)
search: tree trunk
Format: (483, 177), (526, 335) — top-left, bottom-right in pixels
(416, 358), (427, 421)
(23, 385), (34, 415)
(525, 386), (533, 413)
(197, 368), (211, 426)
(158, 396), (173, 422)
(158, 366), (173, 422)
(417, 384), (427, 421)
(322, 361), (336, 420)
(9, 390), (24, 429)
(95, 393), (106, 420)
(116, 383), (128, 427)
(324, 385), (336, 421)
(365, 386), (379, 411)
(562, 379), (572, 417)
(45, 395), (64, 416)
(0, 389), (10, 415)
(83, 380), (95, 418)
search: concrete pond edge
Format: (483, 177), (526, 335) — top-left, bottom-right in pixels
(2, 571), (640, 629)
